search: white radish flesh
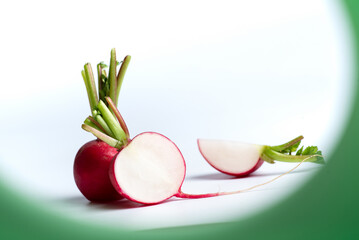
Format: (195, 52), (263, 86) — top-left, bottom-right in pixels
(197, 139), (265, 176)
(110, 132), (186, 204)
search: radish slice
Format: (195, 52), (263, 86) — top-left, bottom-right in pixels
(109, 132), (186, 204)
(197, 136), (325, 177)
(198, 139), (265, 177)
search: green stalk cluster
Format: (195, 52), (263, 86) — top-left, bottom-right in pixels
(261, 135), (325, 164)
(81, 49), (131, 149)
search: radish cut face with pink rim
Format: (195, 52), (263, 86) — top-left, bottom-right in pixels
(198, 136), (325, 177)
(110, 132), (186, 204)
(198, 139), (265, 176)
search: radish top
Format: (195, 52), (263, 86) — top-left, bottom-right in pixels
(81, 49), (132, 149)
(262, 135), (325, 164)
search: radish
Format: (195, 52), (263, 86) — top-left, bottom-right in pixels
(82, 94), (324, 205)
(82, 98), (186, 205)
(104, 130), (323, 204)
(77, 49), (324, 205)
(109, 132), (186, 204)
(197, 136), (325, 177)
(83, 99), (324, 204)
(74, 49), (131, 202)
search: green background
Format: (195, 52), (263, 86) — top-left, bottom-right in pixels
(1, 0), (358, 239)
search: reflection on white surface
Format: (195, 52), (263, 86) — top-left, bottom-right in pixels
(0, 0), (354, 230)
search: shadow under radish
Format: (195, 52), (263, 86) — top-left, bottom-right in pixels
(86, 197), (184, 210)
(87, 199), (143, 210)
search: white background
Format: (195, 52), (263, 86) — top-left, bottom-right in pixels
(0, 0), (355, 230)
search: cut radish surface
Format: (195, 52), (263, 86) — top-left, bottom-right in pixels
(198, 136), (325, 177)
(198, 139), (265, 176)
(110, 132), (186, 204)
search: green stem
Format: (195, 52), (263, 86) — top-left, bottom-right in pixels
(82, 65), (98, 114)
(102, 69), (108, 99)
(108, 48), (117, 104)
(115, 55), (131, 105)
(95, 115), (115, 138)
(84, 118), (102, 132)
(82, 124), (123, 149)
(270, 135), (304, 152)
(263, 148), (324, 164)
(105, 97), (130, 139)
(97, 100), (127, 141)
(97, 63), (103, 102)
(87, 116), (106, 133)
(102, 69), (108, 79)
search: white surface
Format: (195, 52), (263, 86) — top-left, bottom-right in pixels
(0, 0), (355, 230)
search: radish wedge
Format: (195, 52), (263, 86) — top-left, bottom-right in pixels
(198, 139), (265, 177)
(198, 136), (324, 177)
(109, 132), (186, 204)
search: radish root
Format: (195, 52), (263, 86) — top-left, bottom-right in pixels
(177, 155), (322, 199)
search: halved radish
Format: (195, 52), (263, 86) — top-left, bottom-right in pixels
(198, 136), (324, 177)
(109, 132), (186, 204)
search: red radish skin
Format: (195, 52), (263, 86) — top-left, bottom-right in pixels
(203, 157), (264, 177)
(74, 140), (123, 202)
(205, 159), (264, 177)
(236, 159), (264, 177)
